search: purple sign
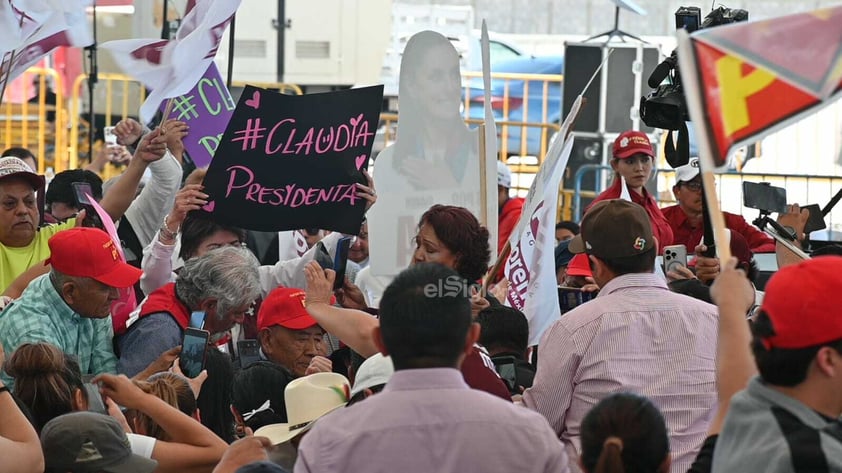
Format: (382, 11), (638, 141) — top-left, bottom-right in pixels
(159, 62), (234, 167)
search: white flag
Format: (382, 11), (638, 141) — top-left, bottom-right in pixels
(4, 0), (92, 81)
(504, 135), (573, 346)
(101, 0), (240, 123)
(619, 175), (632, 201)
(0, 0), (90, 90)
(277, 230), (309, 261)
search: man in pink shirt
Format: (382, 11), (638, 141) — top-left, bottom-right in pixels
(296, 263), (568, 473)
(523, 199), (718, 473)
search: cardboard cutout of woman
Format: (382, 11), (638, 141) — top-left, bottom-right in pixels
(368, 31), (482, 276)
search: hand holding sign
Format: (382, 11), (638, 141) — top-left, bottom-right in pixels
(202, 85), (384, 235)
(355, 170), (377, 214)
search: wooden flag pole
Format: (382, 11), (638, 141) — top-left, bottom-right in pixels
(159, 97), (176, 130)
(483, 240), (510, 292)
(478, 123), (488, 228)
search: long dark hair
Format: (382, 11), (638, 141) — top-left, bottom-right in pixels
(580, 392), (669, 473)
(197, 348), (236, 442)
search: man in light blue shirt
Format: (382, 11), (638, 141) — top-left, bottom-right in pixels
(0, 227), (142, 387)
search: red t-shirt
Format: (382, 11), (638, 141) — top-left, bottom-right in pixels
(498, 197), (525, 253)
(589, 179), (674, 254)
(461, 347), (512, 400)
(661, 205), (776, 253)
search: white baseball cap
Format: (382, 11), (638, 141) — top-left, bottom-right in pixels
(351, 353), (394, 397)
(674, 157), (701, 183)
(497, 161), (511, 188)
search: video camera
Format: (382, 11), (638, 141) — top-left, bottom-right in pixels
(639, 5), (748, 166)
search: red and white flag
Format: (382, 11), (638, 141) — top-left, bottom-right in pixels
(503, 95), (582, 345)
(0, 0), (91, 94)
(503, 134), (573, 346)
(101, 0), (240, 123)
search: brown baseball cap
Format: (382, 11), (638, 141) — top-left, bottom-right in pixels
(568, 199), (655, 258)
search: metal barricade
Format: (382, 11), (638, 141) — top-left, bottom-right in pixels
(0, 67), (66, 173)
(375, 112), (559, 171)
(572, 164), (613, 221)
(461, 70), (563, 161)
(69, 73), (147, 171)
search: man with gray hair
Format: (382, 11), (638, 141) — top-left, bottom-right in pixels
(117, 246), (261, 376)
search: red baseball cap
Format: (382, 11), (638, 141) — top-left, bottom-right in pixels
(47, 228), (142, 288)
(566, 253), (592, 277)
(258, 287), (319, 331)
(613, 131), (655, 159)
(759, 256), (842, 349)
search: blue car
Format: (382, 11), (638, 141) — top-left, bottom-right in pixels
(463, 56), (564, 156)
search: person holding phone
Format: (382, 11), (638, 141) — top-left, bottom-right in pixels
(662, 157), (776, 254)
(523, 200), (718, 473)
(117, 246), (262, 377)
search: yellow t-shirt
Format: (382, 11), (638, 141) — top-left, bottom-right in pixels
(0, 219), (76, 293)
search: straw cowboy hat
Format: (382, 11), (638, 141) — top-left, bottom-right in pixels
(254, 372), (350, 445)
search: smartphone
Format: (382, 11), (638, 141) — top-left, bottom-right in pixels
(662, 244), (688, 274)
(332, 236), (353, 290)
(557, 287), (597, 313)
(104, 126), (118, 146)
(237, 339), (261, 369)
(743, 181), (787, 214)
(190, 311), (206, 329)
(492, 356), (518, 393)
(71, 181), (103, 228)
(314, 241), (333, 271)
(83, 383), (108, 414)
(180, 327), (210, 378)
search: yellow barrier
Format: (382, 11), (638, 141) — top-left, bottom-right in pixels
(0, 68), (66, 173)
(461, 70), (563, 159)
(377, 112), (560, 166)
(68, 73), (147, 171)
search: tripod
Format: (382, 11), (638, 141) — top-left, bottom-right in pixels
(586, 5), (646, 43)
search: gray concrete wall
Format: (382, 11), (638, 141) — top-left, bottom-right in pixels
(399, 0), (837, 35)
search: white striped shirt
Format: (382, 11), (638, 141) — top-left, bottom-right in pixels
(523, 273), (718, 473)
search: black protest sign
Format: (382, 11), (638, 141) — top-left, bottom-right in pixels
(202, 85), (383, 234)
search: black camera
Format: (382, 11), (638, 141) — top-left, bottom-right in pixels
(639, 5), (748, 166)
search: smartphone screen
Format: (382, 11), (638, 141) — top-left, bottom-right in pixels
(237, 340), (261, 369)
(71, 181), (103, 228)
(332, 236), (353, 290)
(493, 356), (518, 393)
(743, 181), (787, 214)
(180, 328), (210, 378)
(104, 126), (117, 146)
(314, 241), (333, 271)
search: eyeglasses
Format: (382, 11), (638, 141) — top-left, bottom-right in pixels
(681, 181), (703, 191)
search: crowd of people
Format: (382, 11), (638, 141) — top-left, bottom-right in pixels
(0, 119), (836, 473)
